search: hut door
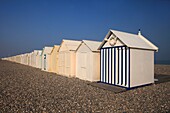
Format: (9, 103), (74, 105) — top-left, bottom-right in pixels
(44, 54), (46, 70)
(65, 52), (70, 76)
(81, 52), (87, 80)
(61, 53), (65, 74)
(100, 46), (130, 88)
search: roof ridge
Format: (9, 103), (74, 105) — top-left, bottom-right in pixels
(111, 29), (138, 36)
(83, 40), (101, 43)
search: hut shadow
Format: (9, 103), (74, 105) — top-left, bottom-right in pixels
(89, 74), (170, 94)
(88, 82), (127, 93)
(154, 74), (170, 84)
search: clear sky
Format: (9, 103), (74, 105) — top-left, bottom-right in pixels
(0, 0), (170, 63)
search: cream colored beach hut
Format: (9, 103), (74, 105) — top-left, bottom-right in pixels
(12, 56), (17, 62)
(58, 39), (81, 77)
(36, 50), (42, 68)
(10, 56), (15, 62)
(27, 53), (32, 66)
(30, 50), (41, 67)
(16, 55), (22, 63)
(76, 40), (101, 81)
(41, 47), (53, 71)
(98, 29), (158, 89)
(14, 56), (17, 62)
(20, 54), (24, 64)
(22, 53), (28, 65)
(50, 45), (60, 73)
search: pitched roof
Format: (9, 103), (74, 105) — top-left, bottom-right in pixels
(98, 29), (158, 51)
(81, 40), (101, 52)
(50, 45), (60, 54)
(36, 50), (42, 56)
(41, 47), (53, 55)
(33, 50), (41, 55)
(59, 39), (81, 51)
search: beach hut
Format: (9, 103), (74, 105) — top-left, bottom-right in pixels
(98, 29), (158, 89)
(36, 50), (42, 68)
(58, 39), (81, 77)
(76, 40), (101, 81)
(50, 45), (60, 73)
(16, 55), (22, 63)
(13, 56), (17, 62)
(20, 54), (24, 64)
(30, 50), (41, 67)
(27, 53), (32, 66)
(41, 47), (53, 71)
(22, 53), (28, 65)
(11, 56), (15, 62)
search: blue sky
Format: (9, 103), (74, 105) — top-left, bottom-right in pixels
(0, 0), (170, 63)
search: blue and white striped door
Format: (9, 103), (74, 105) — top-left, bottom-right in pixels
(100, 46), (130, 88)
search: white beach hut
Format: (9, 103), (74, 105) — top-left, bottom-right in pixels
(41, 47), (53, 71)
(98, 29), (158, 89)
(58, 39), (81, 77)
(36, 50), (42, 68)
(76, 40), (101, 81)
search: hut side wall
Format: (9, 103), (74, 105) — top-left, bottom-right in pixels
(91, 52), (100, 81)
(50, 48), (58, 73)
(70, 51), (76, 77)
(58, 42), (68, 76)
(31, 52), (37, 67)
(130, 49), (154, 87)
(36, 55), (40, 68)
(47, 54), (51, 71)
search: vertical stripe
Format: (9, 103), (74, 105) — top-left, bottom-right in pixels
(125, 47), (127, 86)
(128, 48), (130, 88)
(100, 49), (101, 81)
(105, 49), (107, 83)
(121, 47), (123, 85)
(111, 48), (112, 84)
(100, 49), (102, 81)
(117, 47), (119, 85)
(108, 49), (109, 83)
(114, 48), (116, 85)
(103, 49), (104, 82)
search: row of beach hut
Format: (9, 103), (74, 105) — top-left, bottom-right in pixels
(2, 29), (158, 89)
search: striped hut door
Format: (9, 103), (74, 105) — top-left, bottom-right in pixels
(100, 46), (130, 88)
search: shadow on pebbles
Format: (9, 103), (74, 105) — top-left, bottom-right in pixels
(0, 60), (170, 112)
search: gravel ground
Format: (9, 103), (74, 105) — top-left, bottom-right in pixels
(0, 60), (170, 113)
(155, 64), (170, 75)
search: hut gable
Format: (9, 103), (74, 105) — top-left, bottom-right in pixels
(82, 40), (101, 52)
(41, 47), (53, 55)
(59, 39), (81, 52)
(99, 29), (158, 51)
